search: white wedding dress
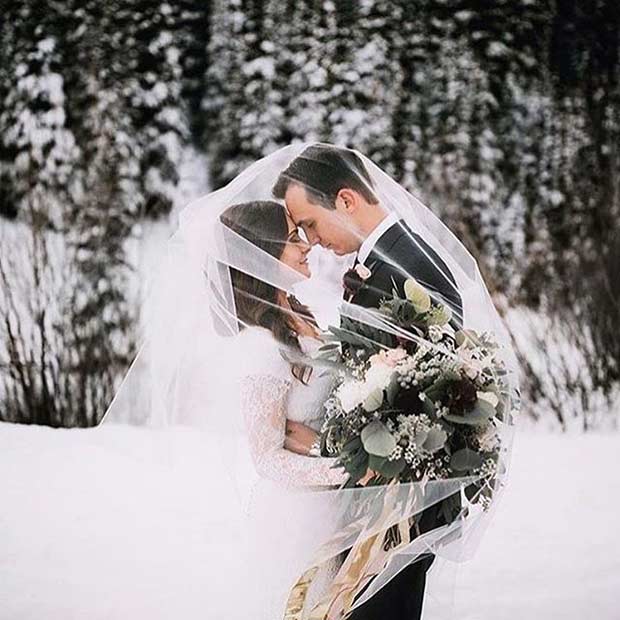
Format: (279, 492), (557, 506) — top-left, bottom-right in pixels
(236, 326), (347, 618)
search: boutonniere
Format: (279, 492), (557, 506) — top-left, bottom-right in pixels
(343, 263), (372, 300)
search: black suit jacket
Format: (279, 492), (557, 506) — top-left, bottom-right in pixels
(351, 220), (463, 329)
(345, 220), (461, 620)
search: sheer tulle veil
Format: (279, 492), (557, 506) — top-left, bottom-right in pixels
(99, 143), (520, 619)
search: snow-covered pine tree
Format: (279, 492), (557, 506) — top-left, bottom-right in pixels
(63, 79), (138, 426)
(236, 0), (284, 162)
(0, 2), (79, 225)
(410, 23), (474, 224)
(319, 0), (399, 165)
(545, 0), (620, 402)
(116, 0), (191, 217)
(172, 0), (212, 141)
(59, 0), (191, 219)
(203, 0), (247, 187)
(462, 0), (552, 296)
(204, 0), (283, 187)
(272, 0), (329, 145)
(388, 0), (429, 188)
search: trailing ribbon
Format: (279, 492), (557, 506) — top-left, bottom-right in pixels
(284, 482), (420, 619)
(283, 566), (319, 620)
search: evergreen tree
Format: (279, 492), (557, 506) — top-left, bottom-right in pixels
(0, 1), (79, 224)
(115, 0), (191, 217)
(389, 0), (430, 187)
(319, 0), (399, 166)
(203, 0), (247, 186)
(273, 0), (328, 145)
(173, 1), (212, 141)
(64, 81), (137, 425)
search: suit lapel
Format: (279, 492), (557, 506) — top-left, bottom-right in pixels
(365, 221), (408, 271)
(350, 222), (406, 306)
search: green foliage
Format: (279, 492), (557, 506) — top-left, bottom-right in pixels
(361, 420), (396, 457)
(450, 448), (484, 472)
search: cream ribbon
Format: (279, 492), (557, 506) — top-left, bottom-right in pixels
(284, 481), (420, 620)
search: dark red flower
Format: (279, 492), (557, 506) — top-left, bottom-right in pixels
(343, 268), (364, 299)
(446, 378), (478, 414)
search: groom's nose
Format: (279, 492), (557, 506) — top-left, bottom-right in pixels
(306, 229), (320, 246)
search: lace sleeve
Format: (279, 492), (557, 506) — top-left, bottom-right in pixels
(240, 375), (348, 488)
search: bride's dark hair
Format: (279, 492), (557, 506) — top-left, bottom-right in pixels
(219, 200), (315, 382)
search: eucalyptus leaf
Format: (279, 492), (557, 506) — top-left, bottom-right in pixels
(344, 448), (369, 483)
(363, 388), (384, 412)
(412, 429), (429, 448)
(495, 399), (506, 421)
(368, 454), (406, 479)
(379, 457), (406, 478)
(425, 377), (452, 401)
(421, 396), (436, 417)
(443, 412), (487, 427)
(404, 278), (431, 313)
(451, 448), (483, 471)
(341, 435), (363, 455)
(444, 369), (462, 382)
(472, 398), (496, 418)
(367, 454), (385, 469)
(444, 398), (496, 426)
(368, 454), (405, 479)
(360, 420), (396, 457)
(422, 426), (447, 453)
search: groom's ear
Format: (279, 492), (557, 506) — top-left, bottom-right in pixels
(335, 188), (360, 214)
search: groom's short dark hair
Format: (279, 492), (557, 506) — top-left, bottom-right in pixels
(272, 144), (378, 210)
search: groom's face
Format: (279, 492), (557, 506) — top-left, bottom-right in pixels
(284, 184), (360, 256)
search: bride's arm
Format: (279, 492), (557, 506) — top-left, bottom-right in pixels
(241, 374), (348, 488)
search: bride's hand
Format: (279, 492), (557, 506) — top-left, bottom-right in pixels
(285, 420), (319, 455)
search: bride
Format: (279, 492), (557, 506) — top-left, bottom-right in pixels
(101, 143), (518, 620)
(219, 199), (354, 617)
(219, 199), (360, 488)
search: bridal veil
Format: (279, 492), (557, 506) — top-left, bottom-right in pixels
(99, 143), (520, 619)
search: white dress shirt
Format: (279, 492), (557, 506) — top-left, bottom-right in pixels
(356, 212), (398, 265)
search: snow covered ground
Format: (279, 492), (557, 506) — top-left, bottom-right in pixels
(1, 423), (618, 620)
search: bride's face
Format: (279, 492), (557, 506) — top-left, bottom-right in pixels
(280, 214), (312, 277)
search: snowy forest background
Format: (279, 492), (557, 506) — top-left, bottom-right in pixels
(1, 0), (619, 431)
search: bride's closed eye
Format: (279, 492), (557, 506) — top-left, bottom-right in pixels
(287, 229), (304, 244)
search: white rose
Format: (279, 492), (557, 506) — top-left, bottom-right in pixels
(364, 361), (394, 393)
(337, 380), (365, 413)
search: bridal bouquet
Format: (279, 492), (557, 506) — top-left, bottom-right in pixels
(318, 278), (514, 523)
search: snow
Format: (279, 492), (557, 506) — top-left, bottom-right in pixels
(506, 306), (620, 432)
(1, 423), (618, 619)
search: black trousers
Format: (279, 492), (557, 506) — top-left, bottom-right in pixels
(346, 503), (444, 620)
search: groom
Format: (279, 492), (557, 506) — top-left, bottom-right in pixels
(273, 143), (463, 327)
(273, 144), (463, 620)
